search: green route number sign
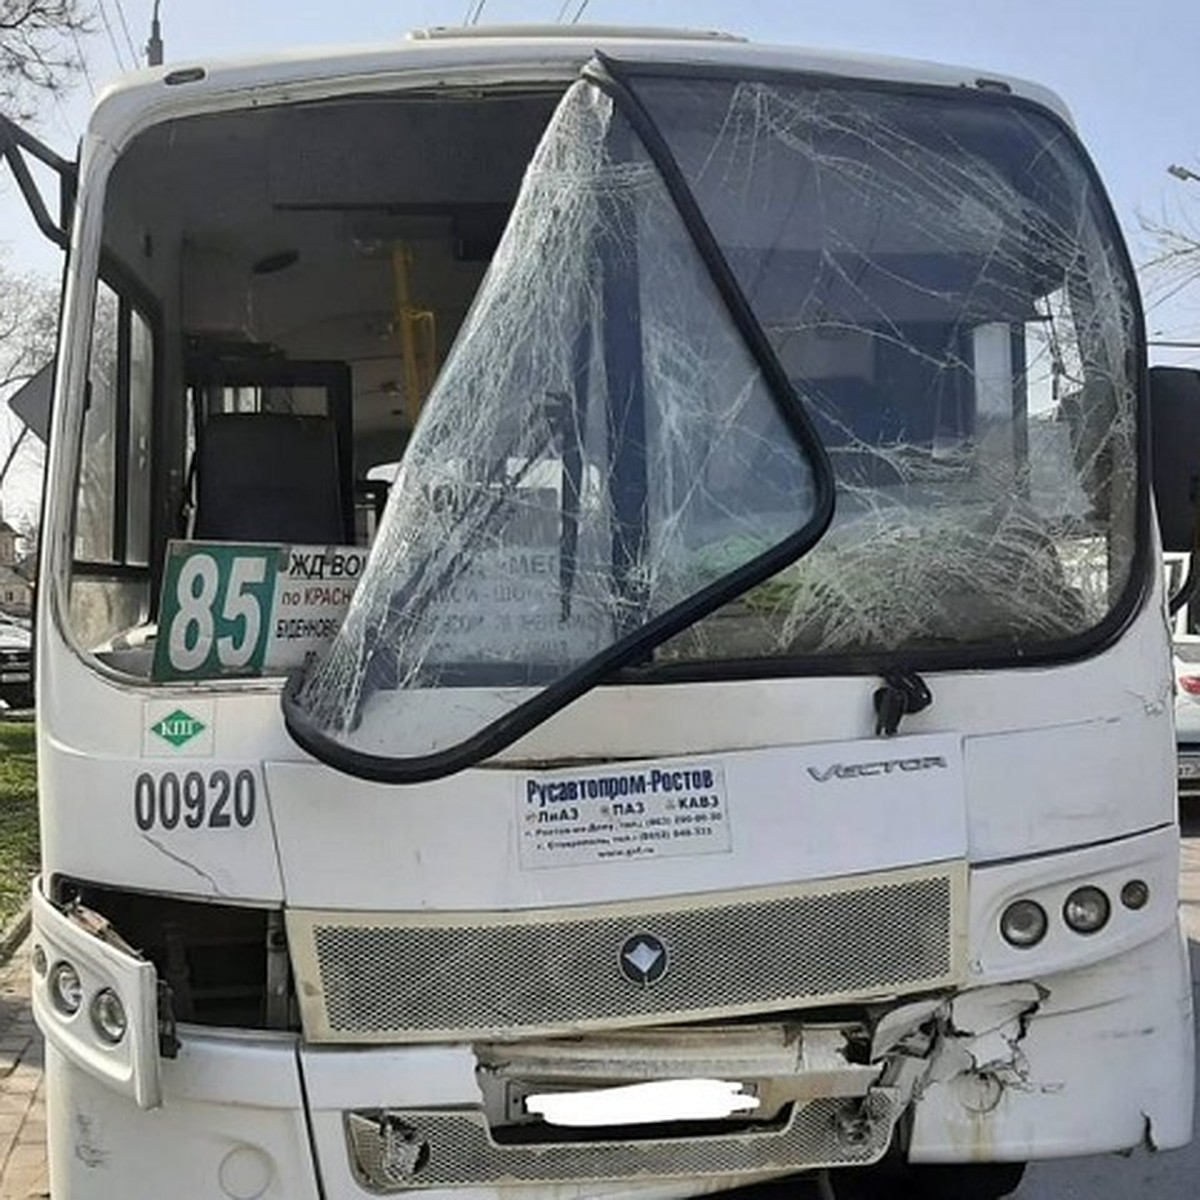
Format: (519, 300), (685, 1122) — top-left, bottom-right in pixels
(154, 543), (282, 681)
(153, 540), (367, 682)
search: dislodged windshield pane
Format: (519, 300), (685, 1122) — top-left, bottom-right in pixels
(286, 81), (822, 765)
(628, 75), (1137, 661)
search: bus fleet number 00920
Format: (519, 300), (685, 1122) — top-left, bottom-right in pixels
(134, 770), (257, 832)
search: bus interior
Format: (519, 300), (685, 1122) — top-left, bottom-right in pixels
(74, 86), (563, 665)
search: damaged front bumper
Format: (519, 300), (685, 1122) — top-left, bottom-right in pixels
(908, 922), (1195, 1162)
(32, 822), (1196, 1196)
(344, 1023), (910, 1190)
(330, 924), (1194, 1193)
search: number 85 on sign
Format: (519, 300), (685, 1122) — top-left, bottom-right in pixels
(153, 543), (282, 681)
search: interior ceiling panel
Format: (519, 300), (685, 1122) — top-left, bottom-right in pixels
(267, 94), (559, 209)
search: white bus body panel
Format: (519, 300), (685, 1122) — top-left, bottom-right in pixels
(46, 1038), (320, 1200)
(37, 584), (1173, 900)
(267, 734), (967, 912)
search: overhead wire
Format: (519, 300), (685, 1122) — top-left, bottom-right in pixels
(463, 1), (488, 25)
(70, 27), (97, 97)
(570, 0), (592, 22)
(96, 1), (131, 72)
(112, 0), (141, 67)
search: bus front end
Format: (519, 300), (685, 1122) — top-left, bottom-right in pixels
(28, 30), (1194, 1200)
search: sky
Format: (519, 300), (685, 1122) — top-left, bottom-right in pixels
(3, 0), (1200, 518)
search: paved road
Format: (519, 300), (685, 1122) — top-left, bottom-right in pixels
(0, 820), (1196, 1199)
(0, 940), (45, 1199)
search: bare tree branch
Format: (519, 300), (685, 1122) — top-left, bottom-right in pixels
(0, 258), (56, 531)
(0, 261), (56, 387)
(0, 1), (93, 118)
(1138, 187), (1200, 326)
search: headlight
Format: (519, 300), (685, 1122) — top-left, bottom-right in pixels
(1063, 886), (1110, 934)
(1120, 879), (1150, 911)
(49, 961), (83, 1015)
(30, 944), (47, 977)
(999, 899), (1047, 948)
(89, 988), (128, 1045)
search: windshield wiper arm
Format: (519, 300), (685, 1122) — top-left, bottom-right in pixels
(874, 669), (933, 737)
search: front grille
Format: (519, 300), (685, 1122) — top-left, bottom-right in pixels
(288, 863), (965, 1043)
(345, 1092), (902, 1190)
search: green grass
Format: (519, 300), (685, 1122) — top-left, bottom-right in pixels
(0, 720), (39, 933)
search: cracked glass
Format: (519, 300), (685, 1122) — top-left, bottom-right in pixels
(630, 73), (1138, 662)
(286, 67), (1140, 776)
(285, 79), (825, 770)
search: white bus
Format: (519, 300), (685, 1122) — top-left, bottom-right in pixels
(7, 24), (1195, 1200)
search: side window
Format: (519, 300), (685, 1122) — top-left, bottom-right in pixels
(127, 310), (154, 566)
(75, 282), (118, 563)
(69, 280), (156, 653)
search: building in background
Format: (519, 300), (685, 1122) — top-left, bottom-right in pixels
(0, 505), (32, 615)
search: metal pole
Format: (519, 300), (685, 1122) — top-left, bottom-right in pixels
(147, 1), (164, 66)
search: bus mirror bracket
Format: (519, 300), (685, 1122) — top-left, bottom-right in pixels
(0, 114), (75, 251)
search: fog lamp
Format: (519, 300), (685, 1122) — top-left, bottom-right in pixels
(1120, 879), (1150, 911)
(999, 899), (1047, 948)
(1063, 886), (1110, 934)
(49, 961), (82, 1015)
(89, 988), (127, 1045)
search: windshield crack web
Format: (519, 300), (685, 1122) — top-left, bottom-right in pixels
(640, 77), (1137, 662)
(288, 72), (1137, 769)
(287, 79), (820, 765)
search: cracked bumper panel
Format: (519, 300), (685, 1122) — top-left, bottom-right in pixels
(908, 922), (1195, 1161)
(298, 1039), (902, 1196)
(45, 1034), (320, 1200)
(342, 1096), (902, 1191)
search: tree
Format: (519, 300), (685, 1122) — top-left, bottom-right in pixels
(0, 256), (57, 534)
(1138, 165), (1200, 328)
(0, 1), (92, 118)
(0, 257), (56, 390)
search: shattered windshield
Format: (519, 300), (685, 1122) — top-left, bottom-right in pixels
(285, 64), (1140, 780)
(632, 72), (1138, 664)
(284, 76), (832, 776)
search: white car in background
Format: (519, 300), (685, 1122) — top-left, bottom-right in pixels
(0, 614), (32, 710)
(1167, 553), (1200, 796)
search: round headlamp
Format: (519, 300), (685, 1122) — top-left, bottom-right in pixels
(49, 961), (83, 1016)
(1063, 886), (1110, 934)
(1000, 899), (1047, 948)
(89, 988), (128, 1045)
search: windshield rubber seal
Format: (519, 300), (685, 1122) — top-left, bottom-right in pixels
(282, 55), (838, 784)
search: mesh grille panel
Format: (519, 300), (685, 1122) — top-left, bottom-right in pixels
(345, 1094), (900, 1190)
(293, 867), (961, 1041)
